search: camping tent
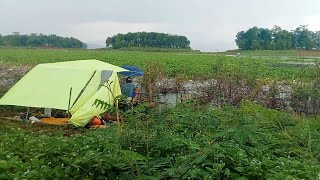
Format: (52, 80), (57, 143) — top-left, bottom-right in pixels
(0, 59), (128, 127)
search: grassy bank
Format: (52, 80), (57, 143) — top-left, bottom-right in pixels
(0, 102), (319, 179)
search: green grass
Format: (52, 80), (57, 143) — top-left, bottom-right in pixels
(1, 48), (320, 178)
(0, 102), (319, 179)
(100, 46), (197, 52)
(224, 49), (320, 57)
(0, 48), (319, 81)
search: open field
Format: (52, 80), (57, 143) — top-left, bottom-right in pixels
(224, 49), (320, 58)
(0, 48), (318, 81)
(1, 48), (320, 179)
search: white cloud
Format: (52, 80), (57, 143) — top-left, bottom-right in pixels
(1, 0), (320, 51)
(63, 21), (170, 48)
(303, 15), (320, 32)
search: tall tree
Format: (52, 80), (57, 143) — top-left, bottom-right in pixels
(235, 27), (261, 50)
(313, 31), (320, 51)
(106, 37), (112, 47)
(272, 26), (293, 50)
(293, 25), (314, 50)
(258, 28), (272, 50)
(236, 31), (248, 50)
(0, 34), (3, 45)
(246, 27), (260, 50)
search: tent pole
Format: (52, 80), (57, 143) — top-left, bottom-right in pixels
(25, 107), (30, 122)
(71, 70), (97, 109)
(67, 87), (72, 119)
(116, 99), (120, 130)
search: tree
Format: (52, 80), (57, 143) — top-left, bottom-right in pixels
(236, 31), (249, 50)
(235, 25), (319, 50)
(235, 27), (261, 50)
(0, 33), (86, 48)
(272, 26), (293, 50)
(293, 25), (314, 50)
(312, 31), (320, 51)
(82, 43), (88, 49)
(0, 34), (3, 45)
(105, 32), (191, 49)
(258, 28), (272, 50)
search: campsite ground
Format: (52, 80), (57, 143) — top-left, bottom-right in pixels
(0, 117), (85, 136)
(1, 48), (320, 179)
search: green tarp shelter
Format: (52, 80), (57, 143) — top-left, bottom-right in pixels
(0, 59), (128, 127)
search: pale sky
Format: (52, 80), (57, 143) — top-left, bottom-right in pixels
(1, 0), (320, 51)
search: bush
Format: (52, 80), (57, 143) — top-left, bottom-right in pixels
(1, 102), (319, 179)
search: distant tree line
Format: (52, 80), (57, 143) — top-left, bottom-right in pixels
(105, 32), (191, 49)
(236, 25), (320, 50)
(0, 33), (86, 48)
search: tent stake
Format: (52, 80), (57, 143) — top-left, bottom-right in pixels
(67, 87), (72, 119)
(25, 107), (30, 122)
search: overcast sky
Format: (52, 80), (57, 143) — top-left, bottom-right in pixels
(1, 0), (320, 51)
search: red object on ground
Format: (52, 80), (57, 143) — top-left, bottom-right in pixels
(104, 113), (110, 120)
(91, 116), (102, 125)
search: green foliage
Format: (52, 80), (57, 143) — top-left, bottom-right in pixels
(236, 27), (274, 50)
(104, 46), (196, 52)
(293, 25), (314, 50)
(236, 25), (320, 50)
(0, 34), (3, 46)
(1, 102), (320, 179)
(0, 33), (86, 48)
(0, 48), (318, 81)
(106, 32), (191, 49)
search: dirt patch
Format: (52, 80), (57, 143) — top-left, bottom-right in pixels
(0, 64), (33, 91)
(296, 50), (320, 57)
(0, 118), (86, 136)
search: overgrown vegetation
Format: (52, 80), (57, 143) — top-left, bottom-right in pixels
(1, 102), (320, 179)
(1, 48), (320, 179)
(0, 48), (318, 81)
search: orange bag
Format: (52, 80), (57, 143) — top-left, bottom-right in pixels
(91, 116), (102, 125)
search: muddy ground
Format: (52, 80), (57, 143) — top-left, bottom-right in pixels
(0, 64), (301, 115)
(0, 118), (86, 136)
(0, 64), (33, 92)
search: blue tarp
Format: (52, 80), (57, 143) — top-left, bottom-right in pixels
(120, 65), (144, 77)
